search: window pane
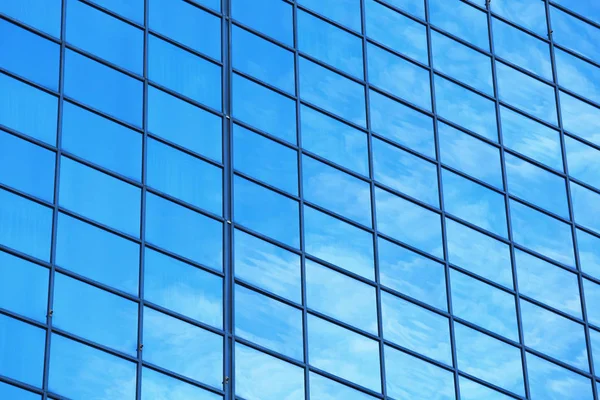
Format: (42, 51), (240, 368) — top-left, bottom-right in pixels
(557, 50), (600, 106)
(145, 193), (223, 271)
(368, 43), (431, 111)
(459, 376), (512, 400)
(490, 0), (547, 36)
(49, 334), (137, 399)
(53, 273), (138, 355)
(571, 182), (600, 234)
(62, 101), (142, 181)
(232, 25), (294, 94)
(0, 188), (53, 261)
(64, 50), (143, 126)
(299, 57), (366, 127)
(559, 90), (600, 147)
(147, 138), (222, 215)
(0, 73), (58, 145)
(527, 352), (593, 400)
(378, 237), (447, 311)
(303, 155), (372, 227)
(0, 381), (40, 400)
(300, 105), (369, 176)
(0, 130), (55, 201)
(231, 0), (293, 46)
(298, 0), (361, 32)
(149, 35), (221, 111)
(429, 0), (489, 50)
(143, 307), (222, 388)
(148, 86), (222, 162)
(0, 314), (45, 387)
(90, 0), (143, 23)
(578, 228), (600, 280)
(309, 372), (377, 400)
(584, 278), (600, 327)
(56, 213), (139, 294)
(553, 0), (600, 24)
(235, 343), (304, 400)
(304, 205), (374, 280)
(0, 251), (48, 322)
(306, 259), (378, 334)
(298, 10), (363, 79)
(234, 124), (298, 195)
(369, 89), (435, 158)
(0, 19), (60, 90)
(149, 0), (221, 60)
(232, 73), (296, 143)
(235, 285), (303, 360)
(0, 0), (61, 37)
(550, 5), (600, 64)
(384, 0), (425, 19)
(234, 229), (301, 303)
(565, 135), (600, 189)
(59, 157), (141, 236)
(145, 248), (222, 328)
(142, 367), (221, 400)
(308, 315), (381, 392)
(67, 0), (143, 74)
(375, 187), (443, 258)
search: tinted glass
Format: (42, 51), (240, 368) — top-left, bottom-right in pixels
(429, 0), (489, 50)
(555, 48), (600, 105)
(550, 5), (600, 63)
(91, 0), (143, 23)
(0, 0), (61, 36)
(491, 0), (547, 36)
(571, 182), (600, 234)
(578, 228), (600, 280)
(0, 314), (45, 387)
(231, 0), (293, 46)
(309, 372), (376, 400)
(142, 367), (221, 400)
(298, 0), (361, 31)
(0, 382), (40, 400)
(565, 135), (600, 189)
(527, 352), (593, 400)
(559, 90), (600, 147)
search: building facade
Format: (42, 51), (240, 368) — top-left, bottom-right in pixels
(1, 0), (600, 399)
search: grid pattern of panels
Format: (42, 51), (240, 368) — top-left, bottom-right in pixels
(1, 0), (600, 399)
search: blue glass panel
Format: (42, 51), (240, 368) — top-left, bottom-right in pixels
(438, 122), (503, 187)
(382, 291), (452, 364)
(231, 0), (293, 46)
(378, 237), (447, 310)
(384, 0), (425, 19)
(376, 187), (443, 258)
(235, 285), (303, 360)
(300, 105), (369, 176)
(232, 73), (296, 143)
(527, 352), (593, 400)
(459, 376), (512, 400)
(67, 0), (143, 74)
(299, 57), (366, 127)
(556, 49), (600, 105)
(147, 86), (222, 162)
(306, 259), (378, 334)
(304, 205), (374, 280)
(232, 25), (295, 94)
(578, 229), (600, 280)
(591, 329), (600, 376)
(560, 91), (600, 147)
(572, 182), (600, 234)
(429, 0), (489, 50)
(368, 43), (431, 110)
(554, 0), (600, 23)
(435, 76), (498, 141)
(308, 315), (381, 392)
(0, 381), (39, 400)
(505, 153), (569, 218)
(56, 213), (139, 294)
(149, 0), (221, 60)
(59, 157), (141, 236)
(446, 218), (513, 287)
(490, 0), (547, 36)
(0, 130), (55, 201)
(369, 90), (435, 157)
(62, 102), (142, 181)
(53, 273), (138, 355)
(234, 124), (298, 195)
(49, 334), (137, 399)
(193, 0), (220, 12)
(550, 5), (600, 63)
(0, 251), (48, 322)
(516, 249), (582, 318)
(149, 35), (221, 111)
(0, 314), (45, 387)
(373, 137), (438, 207)
(500, 105), (563, 171)
(235, 343), (304, 400)
(310, 372), (376, 400)
(0, 0), (61, 37)
(565, 135), (600, 189)
(147, 138), (222, 215)
(142, 367), (221, 400)
(145, 193), (223, 271)
(143, 307), (222, 388)
(303, 155), (372, 227)
(432, 31), (493, 95)
(0, 19), (60, 90)
(364, 0), (428, 63)
(298, 0), (361, 32)
(442, 169), (507, 237)
(144, 248), (222, 328)
(583, 278), (600, 327)
(510, 200), (575, 267)
(455, 323), (525, 396)
(90, 0), (144, 23)
(0, 188), (52, 261)
(492, 17), (552, 80)
(0, 73), (58, 145)
(298, 10), (363, 79)
(450, 269), (518, 341)
(234, 229), (301, 303)
(64, 50), (143, 126)
(385, 345), (455, 400)
(234, 175), (300, 248)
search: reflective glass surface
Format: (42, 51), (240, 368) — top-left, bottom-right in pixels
(0, 314), (45, 387)
(0, 0), (62, 37)
(429, 0), (489, 50)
